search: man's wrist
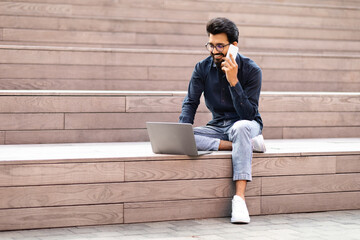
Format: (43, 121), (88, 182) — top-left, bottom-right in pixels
(229, 78), (239, 87)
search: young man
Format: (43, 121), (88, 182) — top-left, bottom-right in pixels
(179, 17), (266, 223)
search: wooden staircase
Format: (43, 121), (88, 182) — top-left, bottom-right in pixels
(0, 0), (359, 231)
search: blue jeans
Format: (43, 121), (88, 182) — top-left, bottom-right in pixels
(194, 120), (261, 182)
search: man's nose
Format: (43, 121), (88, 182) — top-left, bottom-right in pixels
(212, 48), (220, 54)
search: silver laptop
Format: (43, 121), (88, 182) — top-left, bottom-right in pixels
(146, 122), (212, 156)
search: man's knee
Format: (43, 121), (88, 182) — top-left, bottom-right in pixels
(230, 120), (252, 137)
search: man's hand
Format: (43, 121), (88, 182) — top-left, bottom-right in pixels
(221, 53), (238, 87)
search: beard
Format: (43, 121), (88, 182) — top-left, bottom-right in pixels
(211, 52), (225, 69)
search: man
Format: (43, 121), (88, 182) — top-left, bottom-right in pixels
(179, 17), (266, 224)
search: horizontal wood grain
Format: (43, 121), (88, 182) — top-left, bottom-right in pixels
(4, 0), (360, 18)
(261, 112), (360, 127)
(262, 81), (360, 92)
(261, 191), (360, 214)
(124, 197), (261, 223)
(259, 95), (360, 112)
(125, 159), (232, 181)
(126, 96), (208, 113)
(2, 14), (360, 42)
(64, 112), (211, 129)
(0, 113), (64, 130)
(4, 28), (360, 53)
(4, 129), (149, 144)
(262, 173), (360, 195)
(126, 95), (360, 113)
(3, 127), (293, 144)
(3, 28), (137, 45)
(0, 96), (125, 113)
(0, 162), (124, 187)
(336, 155), (360, 173)
(0, 64), (148, 80)
(0, 2), (72, 17)
(252, 156), (336, 177)
(0, 131), (4, 144)
(0, 178), (260, 209)
(0, 79), (189, 91)
(0, 203), (124, 231)
(1, 47), (359, 71)
(283, 127), (360, 139)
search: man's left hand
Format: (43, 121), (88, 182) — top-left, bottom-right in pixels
(221, 53), (238, 87)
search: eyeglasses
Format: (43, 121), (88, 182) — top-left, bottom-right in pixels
(205, 42), (230, 52)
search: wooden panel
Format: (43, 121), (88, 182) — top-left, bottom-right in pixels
(218, 12), (360, 30)
(0, 64), (148, 80)
(1, 47), (359, 71)
(0, 113), (63, 130)
(125, 159), (232, 181)
(126, 96), (185, 113)
(283, 127), (360, 139)
(148, 66), (193, 80)
(5, 129), (149, 144)
(71, 5), (208, 22)
(336, 155), (360, 173)
(0, 162), (124, 187)
(0, 15), (204, 36)
(2, 14), (359, 42)
(262, 112), (360, 127)
(241, 37), (360, 52)
(0, 79), (189, 91)
(261, 192), (360, 214)
(262, 69), (360, 83)
(0, 48), (206, 67)
(0, 178), (262, 209)
(0, 2), (72, 17)
(124, 197), (261, 223)
(64, 112), (211, 129)
(0, 96), (125, 113)
(165, 0), (356, 18)
(126, 96), (209, 113)
(261, 127), (283, 139)
(136, 32), (206, 47)
(0, 204), (124, 231)
(252, 156), (336, 177)
(252, 55), (360, 71)
(262, 81), (360, 92)
(0, 131), (4, 144)
(262, 173), (360, 195)
(260, 95), (360, 112)
(3, 28), (136, 44)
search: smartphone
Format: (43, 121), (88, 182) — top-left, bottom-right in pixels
(226, 44), (239, 60)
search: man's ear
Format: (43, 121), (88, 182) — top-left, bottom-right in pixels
(232, 42), (238, 46)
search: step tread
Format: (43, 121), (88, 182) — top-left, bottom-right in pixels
(0, 138), (359, 164)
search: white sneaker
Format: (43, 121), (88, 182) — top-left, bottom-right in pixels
(231, 195), (250, 224)
(251, 134), (266, 153)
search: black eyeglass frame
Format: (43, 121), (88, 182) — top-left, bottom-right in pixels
(205, 42), (230, 52)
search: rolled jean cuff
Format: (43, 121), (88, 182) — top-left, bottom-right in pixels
(233, 173), (252, 182)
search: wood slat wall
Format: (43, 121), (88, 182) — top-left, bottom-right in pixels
(0, 91), (359, 144)
(1, 46), (360, 92)
(1, 0), (360, 92)
(0, 146), (359, 230)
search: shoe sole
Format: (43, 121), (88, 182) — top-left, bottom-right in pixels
(231, 218), (250, 224)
